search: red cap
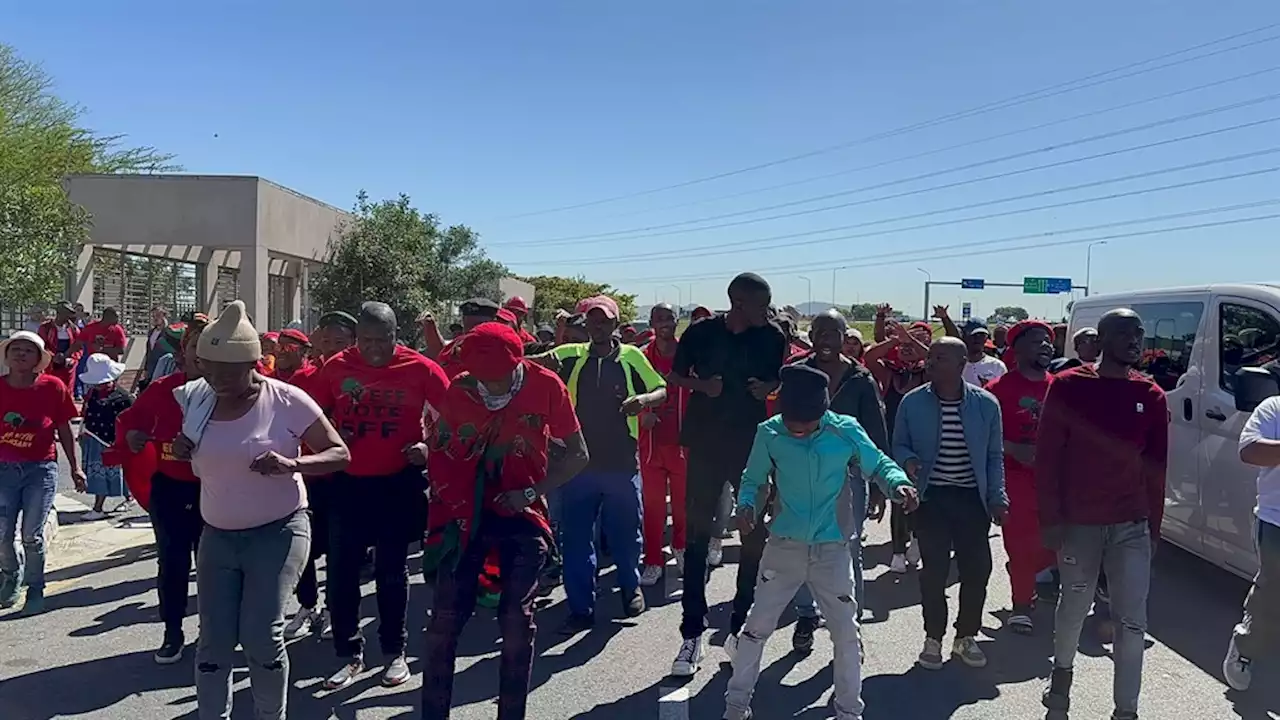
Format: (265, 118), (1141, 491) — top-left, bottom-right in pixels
(1007, 320), (1054, 348)
(503, 296), (529, 314)
(278, 328), (311, 346)
(496, 308), (519, 326)
(460, 322), (524, 382)
(576, 295), (619, 319)
(262, 331), (280, 342)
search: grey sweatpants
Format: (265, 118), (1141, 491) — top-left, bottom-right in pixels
(725, 537), (863, 720)
(195, 511), (311, 720)
(1052, 521), (1151, 715)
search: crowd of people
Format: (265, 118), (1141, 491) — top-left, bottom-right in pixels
(1, 271), (1274, 720)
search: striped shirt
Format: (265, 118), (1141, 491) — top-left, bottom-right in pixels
(929, 398), (977, 488)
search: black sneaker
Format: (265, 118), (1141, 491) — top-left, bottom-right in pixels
(792, 616), (818, 653)
(622, 590), (646, 618)
(1042, 666), (1073, 711)
(559, 613), (595, 636)
(1008, 604), (1035, 635)
(154, 636), (185, 665)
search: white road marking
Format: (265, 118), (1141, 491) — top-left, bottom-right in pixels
(657, 684), (690, 720)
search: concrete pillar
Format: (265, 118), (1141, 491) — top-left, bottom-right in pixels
(291, 261), (305, 323)
(72, 245), (95, 312)
(196, 247), (218, 314)
(241, 244), (269, 327)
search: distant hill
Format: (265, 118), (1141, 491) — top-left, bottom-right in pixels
(636, 303), (705, 318)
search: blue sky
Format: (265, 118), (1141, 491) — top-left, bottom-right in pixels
(8, 1), (1280, 318)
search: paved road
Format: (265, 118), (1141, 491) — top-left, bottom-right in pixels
(0, 506), (1274, 719)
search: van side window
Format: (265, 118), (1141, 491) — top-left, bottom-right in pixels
(1125, 302), (1205, 392)
(1220, 303), (1280, 393)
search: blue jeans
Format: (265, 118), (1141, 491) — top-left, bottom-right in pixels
(793, 474), (868, 618)
(74, 352), (89, 399)
(0, 461), (59, 591)
(560, 470), (643, 616)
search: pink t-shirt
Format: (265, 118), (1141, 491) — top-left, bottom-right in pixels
(191, 378), (323, 531)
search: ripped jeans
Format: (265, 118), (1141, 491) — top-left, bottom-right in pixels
(194, 511), (310, 720)
(725, 538), (863, 720)
(1052, 521), (1152, 715)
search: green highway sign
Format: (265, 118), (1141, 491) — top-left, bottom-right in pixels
(1023, 276), (1072, 295)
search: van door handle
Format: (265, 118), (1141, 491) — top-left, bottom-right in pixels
(1205, 409), (1228, 421)
(1182, 398), (1193, 421)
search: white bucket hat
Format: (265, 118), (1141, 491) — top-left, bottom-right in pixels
(80, 353), (126, 386)
(0, 331), (52, 373)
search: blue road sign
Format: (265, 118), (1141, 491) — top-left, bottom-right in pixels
(961, 278), (985, 289)
(962, 302), (972, 320)
(1046, 277), (1072, 294)
(1024, 276), (1073, 294)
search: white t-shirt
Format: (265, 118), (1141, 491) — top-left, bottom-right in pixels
(962, 355), (1007, 388)
(1239, 396), (1280, 527)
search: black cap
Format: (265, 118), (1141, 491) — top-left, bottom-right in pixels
(318, 311), (358, 330)
(777, 365), (830, 423)
(962, 320), (989, 336)
(459, 298), (500, 317)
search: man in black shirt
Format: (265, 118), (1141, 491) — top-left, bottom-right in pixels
(667, 273), (788, 676)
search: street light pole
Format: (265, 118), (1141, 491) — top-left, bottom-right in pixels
(667, 284), (683, 310)
(798, 275), (813, 316)
(917, 267), (932, 320)
(831, 268), (838, 312)
(1085, 241), (1107, 297)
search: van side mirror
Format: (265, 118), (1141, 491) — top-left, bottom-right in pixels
(1235, 367), (1280, 413)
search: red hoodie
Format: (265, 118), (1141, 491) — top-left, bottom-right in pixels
(1034, 365), (1169, 536)
(117, 372), (198, 482)
(640, 339), (686, 450)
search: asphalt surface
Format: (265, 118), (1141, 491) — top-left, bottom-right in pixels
(1, 487), (1277, 720)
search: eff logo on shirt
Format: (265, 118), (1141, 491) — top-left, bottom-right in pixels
(1136, 403), (1144, 414)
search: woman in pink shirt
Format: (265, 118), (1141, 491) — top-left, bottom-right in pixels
(174, 301), (349, 720)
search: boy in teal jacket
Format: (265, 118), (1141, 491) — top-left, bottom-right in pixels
(724, 365), (917, 720)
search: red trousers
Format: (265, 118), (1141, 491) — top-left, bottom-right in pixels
(1002, 469), (1056, 607)
(640, 443), (687, 566)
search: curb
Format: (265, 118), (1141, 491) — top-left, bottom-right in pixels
(46, 493), (154, 575)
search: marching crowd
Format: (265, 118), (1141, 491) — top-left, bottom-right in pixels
(0, 270), (1277, 720)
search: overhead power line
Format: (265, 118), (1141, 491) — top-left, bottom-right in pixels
(597, 64), (1280, 221)
(618, 208), (1280, 284)
(500, 109), (1280, 248)
(499, 23), (1280, 219)
(511, 157), (1280, 267)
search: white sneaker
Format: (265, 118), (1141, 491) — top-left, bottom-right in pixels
(284, 607), (316, 639)
(671, 637), (703, 677)
(81, 510), (108, 522)
(640, 565), (664, 587)
(724, 633), (739, 661)
(1223, 634), (1252, 691)
(890, 554), (908, 574)
(708, 538), (724, 568)
(952, 636), (987, 668)
(674, 549), (686, 576)
(317, 609), (333, 640)
(906, 540), (921, 567)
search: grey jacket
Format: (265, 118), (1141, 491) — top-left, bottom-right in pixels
(891, 381), (1007, 514)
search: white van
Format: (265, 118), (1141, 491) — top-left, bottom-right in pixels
(1068, 283), (1280, 579)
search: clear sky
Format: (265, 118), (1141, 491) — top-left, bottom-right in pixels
(8, 1), (1280, 319)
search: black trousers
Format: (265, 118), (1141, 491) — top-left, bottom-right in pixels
(327, 468), (427, 660)
(914, 485), (993, 640)
(890, 501), (915, 554)
(680, 432), (753, 639)
(295, 477), (331, 610)
(148, 474), (203, 641)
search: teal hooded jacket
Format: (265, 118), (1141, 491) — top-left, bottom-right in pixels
(738, 410), (911, 544)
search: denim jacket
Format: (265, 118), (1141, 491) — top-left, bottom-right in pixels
(739, 411), (910, 544)
(891, 382), (1008, 514)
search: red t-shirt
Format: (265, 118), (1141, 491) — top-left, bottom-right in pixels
(0, 375), (78, 462)
(119, 372), (198, 482)
(641, 341), (686, 447)
(985, 370), (1051, 475)
(313, 345), (449, 477)
(80, 320), (127, 355)
(427, 361), (580, 535)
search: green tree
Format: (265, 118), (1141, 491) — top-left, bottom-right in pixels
(0, 44), (177, 311)
(311, 192), (507, 344)
(991, 305), (1030, 322)
(848, 303), (880, 321)
(516, 275), (638, 324)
